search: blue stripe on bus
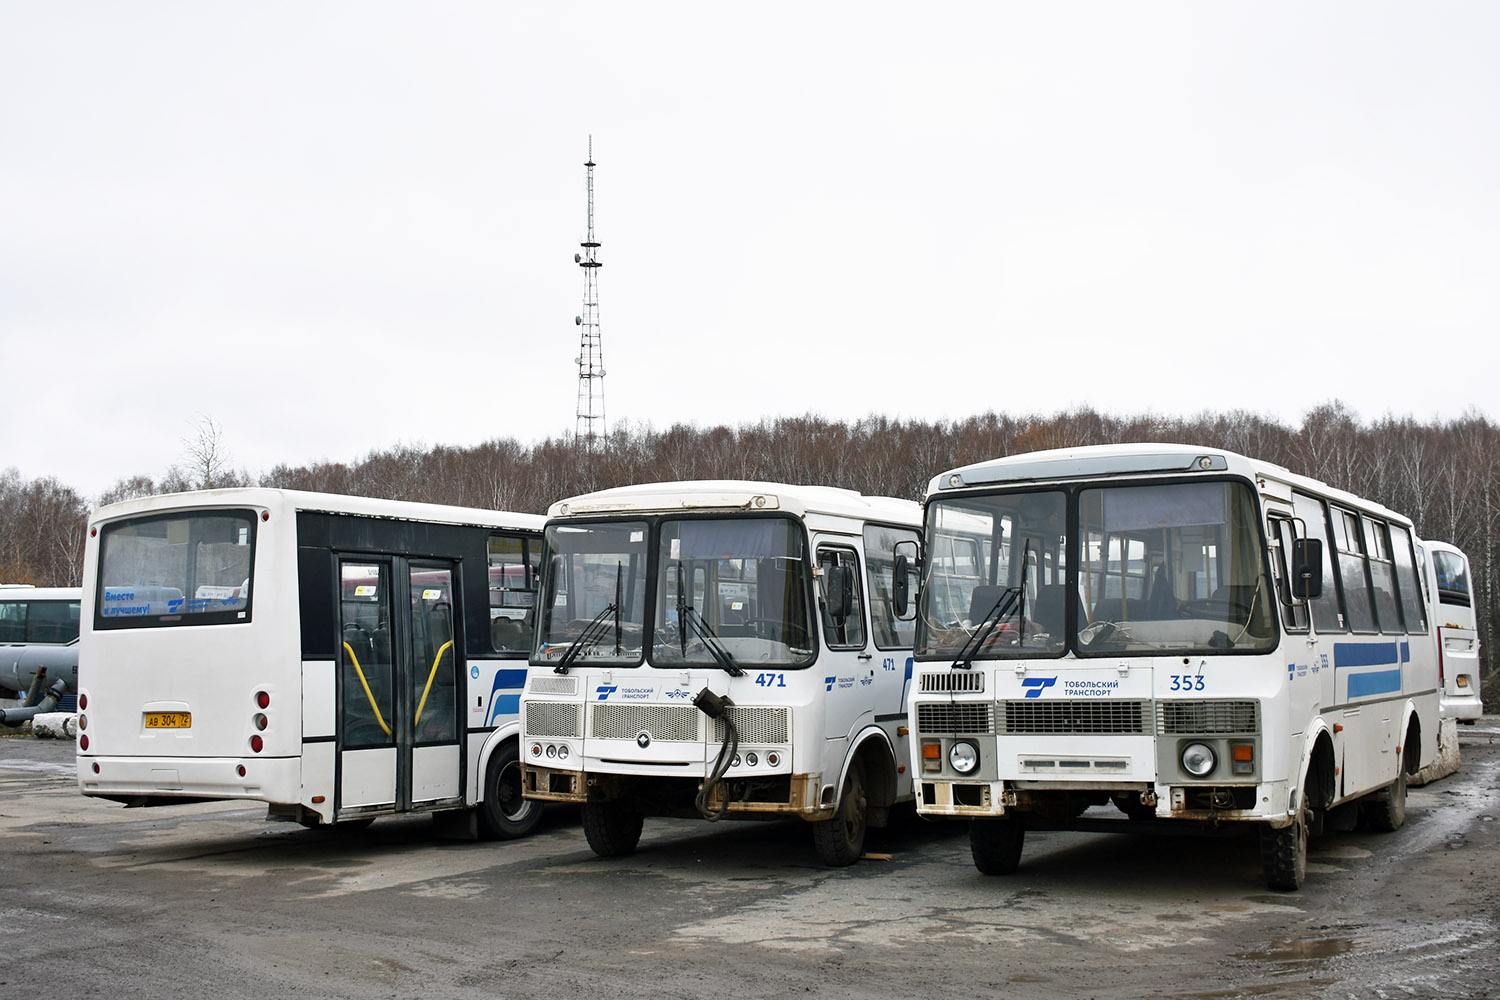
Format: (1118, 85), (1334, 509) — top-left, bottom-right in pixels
(1346, 668), (1403, 698)
(485, 667), (530, 726)
(1333, 641), (1402, 668)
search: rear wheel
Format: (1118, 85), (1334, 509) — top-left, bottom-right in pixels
(582, 800), (644, 858)
(813, 759), (867, 867)
(1260, 787), (1309, 891)
(1363, 768), (1407, 832)
(970, 815), (1025, 875)
(478, 741), (542, 840)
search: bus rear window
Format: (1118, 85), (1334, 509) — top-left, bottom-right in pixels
(96, 510), (257, 628)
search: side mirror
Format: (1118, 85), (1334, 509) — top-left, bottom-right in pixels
(824, 564), (855, 621)
(893, 541), (919, 619)
(1291, 538), (1323, 600)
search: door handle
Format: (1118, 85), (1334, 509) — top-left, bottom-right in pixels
(857, 653), (873, 662)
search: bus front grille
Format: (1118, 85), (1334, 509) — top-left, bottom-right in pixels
(526, 702), (582, 739)
(1157, 700), (1260, 735)
(916, 703), (996, 735)
(919, 671), (985, 694)
(591, 704), (701, 742)
(712, 706), (788, 744)
(1000, 700), (1151, 735)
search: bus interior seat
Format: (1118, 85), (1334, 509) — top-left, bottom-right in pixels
(967, 585), (1009, 626)
(1032, 584), (1080, 635)
(1144, 565), (1178, 619)
(1091, 598), (1148, 622)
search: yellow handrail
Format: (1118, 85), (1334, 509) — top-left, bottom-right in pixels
(414, 639), (453, 726)
(342, 641), (391, 737)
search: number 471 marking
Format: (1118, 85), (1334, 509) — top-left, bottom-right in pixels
(755, 673), (786, 688)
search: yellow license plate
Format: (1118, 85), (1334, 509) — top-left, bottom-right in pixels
(144, 712), (191, 729)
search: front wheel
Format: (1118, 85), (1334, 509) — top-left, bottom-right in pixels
(970, 815), (1025, 875)
(812, 759), (867, 866)
(581, 800), (644, 858)
(1259, 788), (1309, 891)
(478, 741), (542, 840)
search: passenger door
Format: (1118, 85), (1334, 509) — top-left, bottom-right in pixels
(336, 557), (465, 814)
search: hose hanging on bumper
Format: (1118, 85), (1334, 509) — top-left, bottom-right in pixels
(693, 688), (738, 821)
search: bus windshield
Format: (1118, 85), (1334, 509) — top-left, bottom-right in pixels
(652, 517), (815, 669)
(96, 511), (256, 627)
(536, 521), (649, 666)
(918, 480), (1275, 659)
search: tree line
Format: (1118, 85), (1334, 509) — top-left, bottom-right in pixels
(3, 402), (1494, 700)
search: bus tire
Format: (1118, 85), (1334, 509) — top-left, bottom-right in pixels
(970, 815), (1024, 875)
(813, 759), (868, 867)
(1363, 769), (1407, 833)
(582, 800), (643, 858)
(1259, 792), (1308, 891)
(478, 740), (541, 840)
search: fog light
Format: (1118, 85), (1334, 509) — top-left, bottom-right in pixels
(949, 741), (979, 774)
(557, 744), (569, 761)
(1181, 742), (1215, 777)
(767, 751), (780, 766)
(746, 752), (759, 767)
(546, 744), (557, 758)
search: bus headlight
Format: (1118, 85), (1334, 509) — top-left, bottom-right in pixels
(949, 741), (980, 774)
(1181, 742), (1216, 777)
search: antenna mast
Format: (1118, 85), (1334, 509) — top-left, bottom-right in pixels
(574, 136), (605, 450)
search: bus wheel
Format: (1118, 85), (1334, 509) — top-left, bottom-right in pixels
(582, 800), (644, 858)
(970, 815), (1024, 875)
(813, 759), (868, 867)
(1363, 768), (1407, 833)
(479, 741), (542, 840)
(1259, 791), (1308, 891)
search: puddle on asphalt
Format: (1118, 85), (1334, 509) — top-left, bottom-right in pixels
(1235, 936), (1356, 961)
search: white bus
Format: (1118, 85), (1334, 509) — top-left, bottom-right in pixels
(0, 586), (82, 724)
(1418, 539), (1483, 723)
(906, 444), (1439, 890)
(77, 488), (548, 837)
(519, 481), (922, 865)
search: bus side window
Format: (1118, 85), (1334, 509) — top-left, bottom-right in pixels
(488, 534), (539, 653)
(1387, 524), (1427, 634)
(863, 524), (919, 650)
(817, 547), (866, 650)
(1270, 517), (1309, 632)
(1291, 492), (1344, 633)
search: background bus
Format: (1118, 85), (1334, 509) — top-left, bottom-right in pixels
(907, 444), (1439, 891)
(77, 488), (547, 837)
(0, 586), (82, 721)
(520, 481), (922, 865)
(1419, 539), (1483, 724)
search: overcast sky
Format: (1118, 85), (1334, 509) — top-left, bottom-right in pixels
(4, 2), (1497, 500)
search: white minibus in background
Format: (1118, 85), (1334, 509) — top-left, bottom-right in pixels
(520, 481), (922, 865)
(1, 586), (82, 701)
(906, 444), (1438, 891)
(77, 489), (547, 838)
(1418, 539), (1483, 723)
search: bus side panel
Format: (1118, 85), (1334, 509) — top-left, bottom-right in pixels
(302, 660), (335, 738)
(302, 741), (334, 821)
(341, 749), (396, 808)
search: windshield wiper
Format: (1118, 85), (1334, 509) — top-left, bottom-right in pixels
(554, 603), (619, 674)
(678, 602), (744, 676)
(952, 586), (1023, 671)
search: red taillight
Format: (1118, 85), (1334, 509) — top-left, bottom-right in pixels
(253, 713), (268, 731)
(256, 690), (270, 709)
(78, 714), (88, 730)
(90, 527), (97, 537)
(250, 734), (264, 753)
(236, 765), (246, 777)
(92, 762), (100, 774)
(261, 511), (270, 522)
(79, 693), (88, 710)
(79, 734), (89, 751)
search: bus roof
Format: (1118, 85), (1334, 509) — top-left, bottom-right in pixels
(89, 487), (546, 534)
(549, 480), (921, 525)
(0, 587), (82, 601)
(929, 443), (1409, 525)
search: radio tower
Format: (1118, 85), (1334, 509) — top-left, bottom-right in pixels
(574, 136), (605, 450)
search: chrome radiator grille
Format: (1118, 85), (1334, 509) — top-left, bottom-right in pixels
(712, 706), (789, 744)
(591, 704), (701, 742)
(1157, 700), (1260, 735)
(1000, 700), (1151, 735)
(916, 702), (996, 735)
(526, 702), (582, 739)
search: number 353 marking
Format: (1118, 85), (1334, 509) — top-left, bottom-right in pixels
(1169, 674), (1206, 692)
